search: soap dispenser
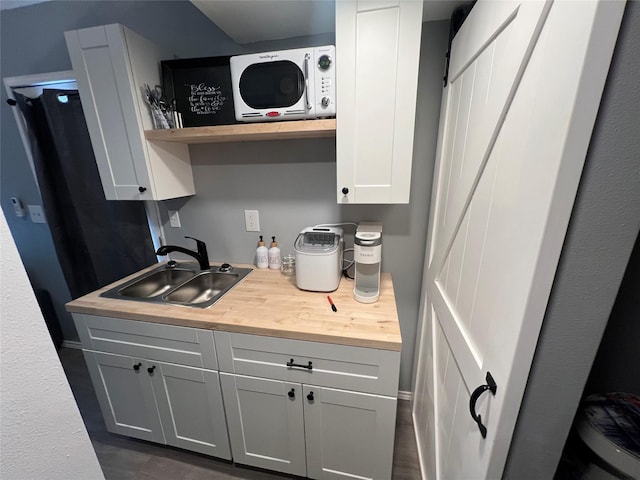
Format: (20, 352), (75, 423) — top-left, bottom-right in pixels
(268, 236), (281, 270)
(256, 236), (268, 269)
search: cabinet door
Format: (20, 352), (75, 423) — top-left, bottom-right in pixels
(150, 362), (231, 459)
(336, 0), (423, 204)
(64, 24), (193, 201)
(65, 24), (153, 200)
(303, 385), (397, 480)
(220, 373), (306, 476)
(83, 350), (165, 443)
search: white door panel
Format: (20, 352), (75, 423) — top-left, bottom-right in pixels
(83, 351), (164, 443)
(336, 0), (422, 203)
(152, 363), (231, 459)
(413, 1), (625, 478)
(304, 385), (397, 480)
(220, 373), (306, 476)
(432, 1), (552, 278)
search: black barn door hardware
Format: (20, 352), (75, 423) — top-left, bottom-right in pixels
(469, 371), (497, 438)
(443, 3), (476, 87)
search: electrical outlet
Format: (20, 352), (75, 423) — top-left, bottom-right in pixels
(244, 210), (260, 232)
(168, 210), (181, 228)
(27, 205), (46, 224)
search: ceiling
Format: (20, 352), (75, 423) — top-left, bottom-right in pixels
(0, 0), (52, 9)
(191, 0), (465, 45)
(0, 0), (464, 45)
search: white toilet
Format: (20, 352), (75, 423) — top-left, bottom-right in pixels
(576, 393), (640, 479)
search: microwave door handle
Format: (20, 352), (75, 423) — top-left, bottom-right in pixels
(304, 53), (312, 111)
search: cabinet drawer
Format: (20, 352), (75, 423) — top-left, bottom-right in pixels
(73, 313), (217, 370)
(214, 332), (399, 396)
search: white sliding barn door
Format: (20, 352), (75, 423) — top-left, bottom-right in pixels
(412, 1), (625, 479)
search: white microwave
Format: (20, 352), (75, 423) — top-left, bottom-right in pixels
(229, 45), (336, 122)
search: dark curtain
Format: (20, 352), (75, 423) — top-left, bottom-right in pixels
(14, 89), (156, 298)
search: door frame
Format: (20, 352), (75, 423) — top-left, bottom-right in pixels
(4, 71), (77, 188)
(3, 71), (166, 253)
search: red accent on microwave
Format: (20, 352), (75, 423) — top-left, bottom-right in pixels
(266, 111), (281, 117)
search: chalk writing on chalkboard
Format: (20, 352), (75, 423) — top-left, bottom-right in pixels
(187, 83), (226, 115)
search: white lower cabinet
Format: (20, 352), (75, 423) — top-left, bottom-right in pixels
(216, 331), (400, 480)
(74, 314), (231, 459)
(83, 350), (165, 444)
(74, 314), (400, 478)
(303, 385), (397, 480)
(220, 374), (397, 479)
(220, 374), (307, 476)
(84, 350), (230, 459)
(151, 362), (230, 458)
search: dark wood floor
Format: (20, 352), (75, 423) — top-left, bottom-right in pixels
(59, 348), (422, 480)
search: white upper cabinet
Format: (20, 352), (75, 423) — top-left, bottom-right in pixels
(336, 0), (423, 204)
(65, 24), (194, 201)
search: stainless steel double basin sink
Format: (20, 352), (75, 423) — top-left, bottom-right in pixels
(101, 263), (252, 308)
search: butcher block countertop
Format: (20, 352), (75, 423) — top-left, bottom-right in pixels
(66, 263), (402, 351)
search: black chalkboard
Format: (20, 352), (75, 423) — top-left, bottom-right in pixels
(161, 56), (237, 127)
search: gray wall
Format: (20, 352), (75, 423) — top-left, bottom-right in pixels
(503, 1), (640, 478)
(0, 1), (243, 341)
(160, 21), (450, 392)
(0, 1), (449, 391)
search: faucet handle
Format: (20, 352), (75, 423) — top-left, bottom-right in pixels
(184, 236), (209, 268)
(184, 236), (205, 251)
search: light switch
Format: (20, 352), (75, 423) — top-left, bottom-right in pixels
(168, 210), (181, 228)
(27, 205), (46, 223)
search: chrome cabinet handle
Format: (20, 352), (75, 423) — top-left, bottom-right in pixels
(469, 372), (497, 438)
(303, 53), (311, 111)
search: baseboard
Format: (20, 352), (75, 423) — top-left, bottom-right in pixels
(398, 390), (413, 401)
(62, 340), (82, 350)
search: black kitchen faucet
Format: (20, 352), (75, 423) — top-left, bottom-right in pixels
(156, 236), (210, 270)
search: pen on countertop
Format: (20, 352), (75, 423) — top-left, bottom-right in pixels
(327, 295), (337, 312)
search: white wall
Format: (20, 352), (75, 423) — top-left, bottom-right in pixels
(0, 211), (103, 480)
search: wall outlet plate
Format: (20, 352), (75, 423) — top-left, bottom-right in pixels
(244, 209), (260, 232)
(27, 205), (46, 223)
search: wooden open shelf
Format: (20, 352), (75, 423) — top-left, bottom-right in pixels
(145, 119), (336, 144)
